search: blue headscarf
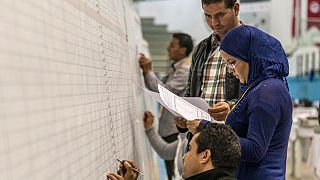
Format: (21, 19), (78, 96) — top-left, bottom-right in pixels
(220, 25), (289, 87)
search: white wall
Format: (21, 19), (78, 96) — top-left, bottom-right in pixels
(240, 1), (272, 32)
(136, 0), (297, 49)
(136, 0), (211, 44)
(270, 0), (294, 49)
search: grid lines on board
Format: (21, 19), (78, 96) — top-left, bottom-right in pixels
(0, 0), (152, 180)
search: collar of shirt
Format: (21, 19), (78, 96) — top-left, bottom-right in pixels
(171, 57), (189, 71)
(211, 33), (221, 47)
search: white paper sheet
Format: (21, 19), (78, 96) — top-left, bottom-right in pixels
(181, 97), (210, 112)
(139, 84), (215, 121)
(143, 87), (180, 117)
(157, 84), (212, 121)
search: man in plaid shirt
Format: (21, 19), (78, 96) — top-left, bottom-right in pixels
(176, 0), (241, 135)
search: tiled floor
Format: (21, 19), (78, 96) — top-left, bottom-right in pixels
(286, 142), (319, 180)
(286, 161), (318, 180)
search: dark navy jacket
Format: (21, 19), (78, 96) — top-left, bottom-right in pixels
(221, 25), (293, 179)
(226, 78), (292, 179)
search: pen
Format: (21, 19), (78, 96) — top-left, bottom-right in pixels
(116, 159), (144, 176)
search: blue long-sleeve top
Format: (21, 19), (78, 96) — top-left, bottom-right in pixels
(226, 78), (292, 180)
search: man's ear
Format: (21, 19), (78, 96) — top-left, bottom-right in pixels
(179, 47), (187, 56)
(200, 149), (212, 164)
(233, 2), (240, 16)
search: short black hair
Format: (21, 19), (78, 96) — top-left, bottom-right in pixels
(202, 0), (237, 9)
(172, 33), (194, 57)
(195, 123), (241, 168)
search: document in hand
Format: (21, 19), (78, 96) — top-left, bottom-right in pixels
(157, 84), (211, 121)
(141, 83), (212, 121)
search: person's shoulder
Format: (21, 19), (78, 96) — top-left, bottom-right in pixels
(174, 58), (191, 72)
(249, 78), (290, 105)
(196, 34), (211, 46)
(193, 34), (212, 52)
(181, 58), (192, 68)
(255, 78), (287, 93)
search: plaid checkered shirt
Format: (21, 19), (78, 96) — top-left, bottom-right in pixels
(200, 35), (226, 106)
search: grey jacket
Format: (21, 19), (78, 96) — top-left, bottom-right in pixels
(145, 126), (187, 176)
(185, 34), (240, 101)
(145, 127), (178, 160)
(144, 57), (191, 137)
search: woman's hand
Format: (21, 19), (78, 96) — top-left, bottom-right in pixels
(208, 102), (230, 121)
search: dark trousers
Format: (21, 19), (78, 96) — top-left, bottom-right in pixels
(162, 133), (179, 180)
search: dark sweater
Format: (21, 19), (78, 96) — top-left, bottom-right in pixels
(185, 168), (237, 180)
(226, 78), (293, 180)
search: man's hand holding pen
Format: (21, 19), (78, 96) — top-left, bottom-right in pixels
(106, 160), (141, 180)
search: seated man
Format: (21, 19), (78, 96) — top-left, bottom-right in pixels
(106, 123), (241, 180)
(182, 123), (241, 180)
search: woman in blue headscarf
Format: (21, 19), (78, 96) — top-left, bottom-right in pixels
(220, 25), (293, 179)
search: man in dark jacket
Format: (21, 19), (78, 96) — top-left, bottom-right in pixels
(176, 0), (242, 151)
(185, 0), (241, 119)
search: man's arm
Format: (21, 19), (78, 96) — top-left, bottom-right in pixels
(144, 111), (178, 160)
(184, 61), (193, 97)
(184, 44), (199, 97)
(175, 116), (189, 133)
(139, 53), (160, 92)
(237, 101), (280, 162)
(145, 127), (178, 160)
(140, 55), (191, 96)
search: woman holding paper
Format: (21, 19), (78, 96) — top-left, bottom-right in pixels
(219, 25), (293, 179)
